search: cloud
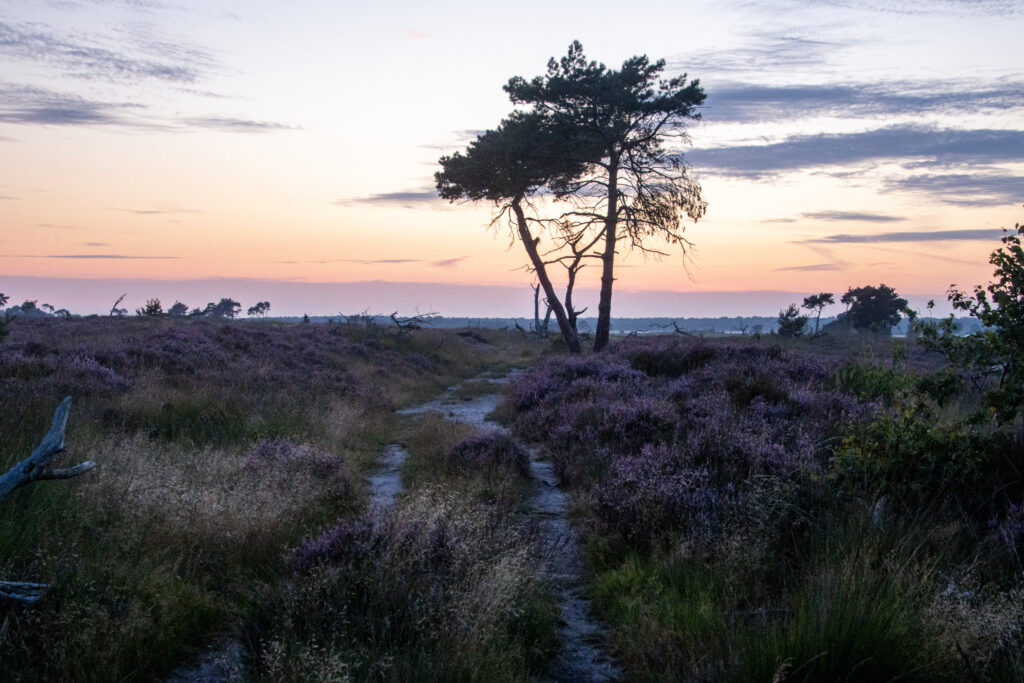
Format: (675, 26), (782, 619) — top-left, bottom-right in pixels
(338, 189), (441, 207)
(0, 84), (149, 126)
(273, 258), (422, 265)
(0, 20), (214, 84)
(104, 207), (206, 215)
(801, 211), (905, 222)
(0, 194), (16, 200)
(82, 241), (108, 246)
(799, 228), (1006, 244)
(773, 263), (843, 272)
(431, 256), (465, 267)
(690, 126), (1024, 178)
(405, 30), (430, 40)
(182, 116), (298, 132)
(0, 83), (296, 132)
(884, 173), (1024, 207)
(675, 35), (840, 76)
(703, 80), (1024, 123)
(11, 253), (180, 259)
(797, 0), (1023, 16)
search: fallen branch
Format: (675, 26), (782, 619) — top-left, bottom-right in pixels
(0, 396), (94, 501)
(1, 397), (93, 605)
(390, 311), (438, 336)
(0, 581), (49, 604)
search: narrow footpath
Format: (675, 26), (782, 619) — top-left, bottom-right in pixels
(169, 371), (620, 682)
(389, 373), (621, 682)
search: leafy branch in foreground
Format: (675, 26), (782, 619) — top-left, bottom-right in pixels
(922, 216), (1024, 422)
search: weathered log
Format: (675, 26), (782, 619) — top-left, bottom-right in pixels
(0, 396), (94, 501)
(0, 580), (49, 604)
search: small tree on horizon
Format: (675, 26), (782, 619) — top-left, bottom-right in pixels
(136, 298), (164, 317)
(168, 301), (188, 317)
(247, 301), (271, 318)
(776, 303), (809, 338)
(802, 292), (834, 336)
(840, 284), (908, 334)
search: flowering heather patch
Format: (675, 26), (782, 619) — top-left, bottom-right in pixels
(511, 337), (860, 504)
(252, 488), (558, 680)
(447, 430), (531, 478)
(0, 316), (538, 680)
(591, 444), (734, 549)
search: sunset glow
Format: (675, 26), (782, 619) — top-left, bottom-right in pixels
(2, 0), (1021, 317)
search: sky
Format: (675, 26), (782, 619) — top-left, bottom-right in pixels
(1, 0), (1022, 318)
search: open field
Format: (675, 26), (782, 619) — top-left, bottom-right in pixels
(0, 317), (543, 680)
(2, 317), (1022, 681)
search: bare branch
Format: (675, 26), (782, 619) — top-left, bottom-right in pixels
(0, 397), (95, 501)
(0, 580), (49, 604)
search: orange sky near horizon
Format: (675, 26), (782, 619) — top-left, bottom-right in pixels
(1, 0), (1021, 316)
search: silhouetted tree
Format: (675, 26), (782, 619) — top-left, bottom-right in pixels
(936, 217), (1024, 421)
(136, 298), (164, 317)
(194, 298), (241, 320)
(776, 303), (809, 338)
(505, 41), (707, 351)
(802, 292), (834, 336)
(437, 111), (592, 352)
(0, 294), (8, 342)
(840, 284), (908, 334)
(21, 300), (38, 314)
(168, 301), (188, 317)
(247, 301), (271, 318)
(110, 294), (127, 317)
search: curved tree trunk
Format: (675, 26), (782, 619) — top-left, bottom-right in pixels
(512, 200), (581, 353)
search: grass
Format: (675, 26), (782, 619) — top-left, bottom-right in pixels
(0, 317), (544, 680)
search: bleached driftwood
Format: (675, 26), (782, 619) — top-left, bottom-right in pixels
(0, 580), (49, 604)
(1, 396), (94, 604)
(0, 396), (94, 500)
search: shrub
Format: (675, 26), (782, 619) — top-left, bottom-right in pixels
(447, 430), (531, 478)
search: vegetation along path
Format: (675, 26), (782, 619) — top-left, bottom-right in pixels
(386, 371), (622, 682)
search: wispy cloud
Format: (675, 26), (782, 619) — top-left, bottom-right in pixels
(0, 20), (214, 84)
(884, 173), (1024, 207)
(10, 253), (180, 259)
(801, 210), (905, 222)
(405, 30), (430, 40)
(676, 35), (841, 76)
(338, 189), (441, 208)
(703, 80), (1024, 123)
(799, 228), (1006, 244)
(431, 256), (465, 267)
(82, 241), (108, 246)
(182, 116), (298, 132)
(0, 194), (17, 200)
(104, 206), (206, 215)
(274, 256), (465, 267)
(0, 84), (150, 127)
(0, 83), (296, 132)
(690, 126), (1024, 178)
(773, 263), (842, 272)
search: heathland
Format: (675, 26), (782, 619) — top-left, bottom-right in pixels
(2, 285), (1023, 680)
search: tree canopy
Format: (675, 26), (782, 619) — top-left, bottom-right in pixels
(437, 111), (594, 352)
(839, 285), (908, 334)
(505, 41), (707, 351)
(438, 41), (706, 353)
(776, 303), (809, 338)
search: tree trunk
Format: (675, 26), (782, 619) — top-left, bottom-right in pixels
(593, 160), (619, 352)
(512, 200), (581, 353)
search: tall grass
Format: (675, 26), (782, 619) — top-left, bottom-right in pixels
(0, 317), (541, 680)
(508, 335), (1024, 681)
